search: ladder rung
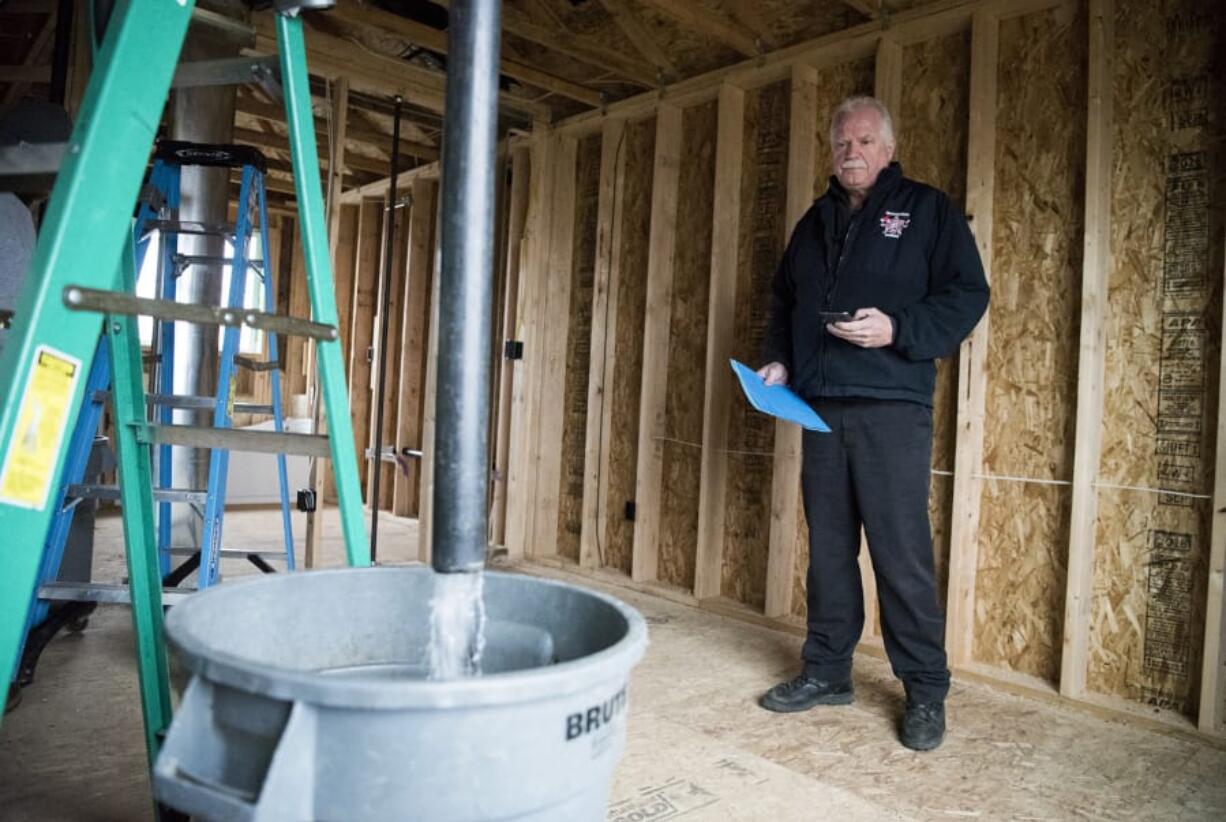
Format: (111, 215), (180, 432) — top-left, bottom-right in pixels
(67, 484), (208, 505)
(147, 393), (275, 415)
(142, 219), (235, 238)
(139, 423), (330, 458)
(38, 582), (194, 606)
(63, 286), (339, 340)
(233, 356), (280, 373)
(167, 547), (287, 561)
(174, 254), (264, 270)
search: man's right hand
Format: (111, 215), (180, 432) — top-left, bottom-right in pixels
(757, 361), (788, 386)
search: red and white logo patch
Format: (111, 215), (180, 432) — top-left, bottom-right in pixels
(880, 211), (911, 239)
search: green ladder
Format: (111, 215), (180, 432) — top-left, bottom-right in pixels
(0, 0), (370, 785)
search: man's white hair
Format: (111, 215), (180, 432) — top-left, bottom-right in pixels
(829, 96), (897, 147)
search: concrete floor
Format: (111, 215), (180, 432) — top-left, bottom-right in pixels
(3, 508), (1226, 820)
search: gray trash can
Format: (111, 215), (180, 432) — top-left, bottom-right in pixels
(153, 567), (648, 821)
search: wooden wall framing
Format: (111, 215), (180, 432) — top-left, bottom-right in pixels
(338, 0), (1226, 743)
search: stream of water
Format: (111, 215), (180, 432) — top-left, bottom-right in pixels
(428, 571), (487, 680)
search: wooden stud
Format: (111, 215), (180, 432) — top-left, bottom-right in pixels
(392, 179), (436, 518)
(417, 203), (443, 564)
(304, 75), (348, 561)
(490, 148), (532, 547)
(1202, 236), (1226, 733)
(417, 197), (443, 562)
(347, 200), (382, 496)
(695, 84), (747, 601)
(365, 209), (408, 512)
(505, 130), (556, 560)
(838, 35), (907, 633)
(874, 36), (904, 126)
(762, 68), (817, 616)
(945, 9), (998, 667)
(579, 118), (629, 569)
(531, 135), (581, 558)
(631, 103), (683, 584)
(1060, 0), (1113, 700)
(65, 0), (92, 119)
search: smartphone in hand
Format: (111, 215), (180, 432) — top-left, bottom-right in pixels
(819, 310), (855, 323)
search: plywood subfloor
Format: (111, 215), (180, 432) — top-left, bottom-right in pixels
(2, 509), (1225, 820)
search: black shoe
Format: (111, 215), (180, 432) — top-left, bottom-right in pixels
(900, 701), (945, 750)
(759, 673), (854, 713)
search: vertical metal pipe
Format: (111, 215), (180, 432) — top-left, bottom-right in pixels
(369, 96), (403, 563)
(432, 0), (502, 574)
(168, 27), (238, 553)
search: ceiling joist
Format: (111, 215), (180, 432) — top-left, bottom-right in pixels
(595, 0), (680, 80)
(236, 96), (440, 161)
(432, 0), (659, 88)
(250, 13), (548, 122)
(231, 126), (395, 176)
(326, 3), (604, 107)
(634, 0), (761, 57)
(840, 0), (883, 18)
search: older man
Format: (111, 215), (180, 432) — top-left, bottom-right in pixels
(756, 96), (988, 751)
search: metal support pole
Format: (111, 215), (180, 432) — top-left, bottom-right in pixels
(369, 96), (402, 563)
(432, 0), (502, 574)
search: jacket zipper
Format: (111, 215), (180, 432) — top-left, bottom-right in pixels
(819, 214), (863, 392)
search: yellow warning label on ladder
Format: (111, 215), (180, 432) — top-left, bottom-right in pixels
(0, 345), (82, 510)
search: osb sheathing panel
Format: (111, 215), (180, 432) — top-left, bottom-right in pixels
(790, 58), (875, 619)
(556, 134), (602, 561)
(1087, 0), (1224, 717)
(723, 80), (790, 610)
(899, 29), (971, 608)
(657, 102), (717, 591)
(600, 117), (656, 575)
(973, 5), (1086, 684)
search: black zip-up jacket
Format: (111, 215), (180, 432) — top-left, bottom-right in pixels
(764, 162), (989, 406)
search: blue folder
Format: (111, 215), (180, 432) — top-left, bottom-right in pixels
(730, 359), (831, 432)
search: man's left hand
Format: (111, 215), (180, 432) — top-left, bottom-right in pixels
(826, 307), (894, 348)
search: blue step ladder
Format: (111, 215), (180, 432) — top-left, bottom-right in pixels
(150, 140), (295, 589)
(12, 140), (296, 689)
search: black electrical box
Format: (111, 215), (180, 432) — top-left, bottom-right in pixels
(296, 489), (317, 513)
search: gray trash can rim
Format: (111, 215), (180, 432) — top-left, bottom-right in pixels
(164, 566), (649, 710)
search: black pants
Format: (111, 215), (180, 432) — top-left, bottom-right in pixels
(800, 398), (950, 704)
